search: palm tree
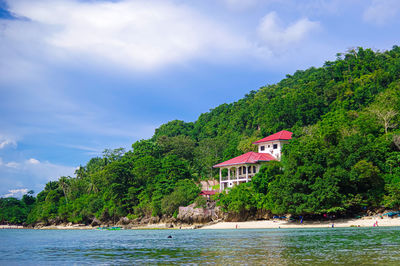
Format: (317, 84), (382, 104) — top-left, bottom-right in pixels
(75, 165), (86, 179)
(59, 176), (70, 204)
(87, 176), (99, 194)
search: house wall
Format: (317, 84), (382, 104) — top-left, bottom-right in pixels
(256, 140), (289, 160)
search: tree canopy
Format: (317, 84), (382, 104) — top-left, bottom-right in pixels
(2, 46), (400, 224)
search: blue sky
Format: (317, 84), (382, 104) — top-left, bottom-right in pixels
(0, 0), (399, 197)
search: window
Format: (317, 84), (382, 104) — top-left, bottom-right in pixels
(248, 166), (251, 174)
(268, 145), (270, 148)
(260, 146), (265, 151)
(239, 168), (242, 175)
(253, 166), (256, 173)
(273, 144), (278, 149)
(243, 166), (246, 174)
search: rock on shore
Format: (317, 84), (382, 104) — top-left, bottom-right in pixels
(178, 201), (222, 224)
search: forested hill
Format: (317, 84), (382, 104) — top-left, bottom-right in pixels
(2, 46), (400, 225)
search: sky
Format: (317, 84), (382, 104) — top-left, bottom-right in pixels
(0, 0), (399, 198)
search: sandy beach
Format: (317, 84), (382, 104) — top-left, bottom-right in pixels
(2, 216), (400, 230)
(0, 225), (24, 229)
(201, 216), (400, 229)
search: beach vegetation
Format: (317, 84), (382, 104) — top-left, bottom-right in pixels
(2, 46), (400, 224)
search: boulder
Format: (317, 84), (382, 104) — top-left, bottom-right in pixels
(177, 202), (222, 224)
(132, 218), (141, 225)
(116, 217), (130, 225)
(91, 218), (101, 227)
(34, 222), (45, 229)
(140, 217), (150, 224)
(48, 217), (61, 225)
(255, 209), (272, 220)
(149, 216), (160, 224)
(72, 224), (85, 227)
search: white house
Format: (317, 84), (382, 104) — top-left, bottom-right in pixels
(213, 130), (292, 191)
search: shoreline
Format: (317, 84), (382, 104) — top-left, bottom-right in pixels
(0, 223), (197, 230)
(200, 217), (400, 229)
(2, 216), (400, 230)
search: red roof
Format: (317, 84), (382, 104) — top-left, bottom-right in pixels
(253, 130), (293, 144)
(200, 190), (217, 196)
(213, 152), (276, 168)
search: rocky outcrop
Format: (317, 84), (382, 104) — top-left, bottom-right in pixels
(149, 216), (160, 224)
(34, 222), (45, 229)
(91, 218), (102, 226)
(48, 218), (61, 225)
(116, 217), (130, 226)
(177, 201), (222, 224)
(255, 209), (272, 220)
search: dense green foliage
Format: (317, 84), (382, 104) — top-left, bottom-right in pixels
(0, 191), (35, 224)
(25, 148), (200, 224)
(1, 46), (400, 224)
(217, 47), (400, 215)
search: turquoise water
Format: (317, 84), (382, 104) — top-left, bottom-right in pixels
(1, 227), (400, 265)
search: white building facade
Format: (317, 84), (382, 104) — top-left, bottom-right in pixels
(213, 130), (292, 191)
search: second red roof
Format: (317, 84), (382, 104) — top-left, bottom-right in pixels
(213, 151), (276, 168)
(253, 130), (293, 144)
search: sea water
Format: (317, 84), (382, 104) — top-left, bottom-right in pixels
(1, 227), (400, 265)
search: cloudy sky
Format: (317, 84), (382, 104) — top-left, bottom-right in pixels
(0, 0), (399, 197)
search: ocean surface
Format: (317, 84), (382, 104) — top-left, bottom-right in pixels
(1, 227), (400, 265)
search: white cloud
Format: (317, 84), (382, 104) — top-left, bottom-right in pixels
(0, 136), (17, 149)
(27, 158), (40, 164)
(21, 159), (75, 181)
(5, 161), (19, 168)
(3, 188), (29, 198)
(0, 0), (325, 78)
(0, 158), (20, 169)
(0, 157), (76, 196)
(257, 12), (320, 53)
(5, 0), (249, 72)
(363, 0), (400, 25)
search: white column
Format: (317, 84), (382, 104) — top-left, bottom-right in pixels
(236, 166), (239, 185)
(228, 167), (231, 180)
(246, 165), (249, 182)
(219, 168), (222, 192)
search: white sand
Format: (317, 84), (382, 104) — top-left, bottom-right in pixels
(3, 216), (400, 230)
(0, 225), (24, 229)
(201, 217), (400, 229)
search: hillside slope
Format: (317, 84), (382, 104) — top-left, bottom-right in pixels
(1, 46), (400, 225)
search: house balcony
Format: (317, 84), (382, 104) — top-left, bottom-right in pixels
(221, 175), (254, 181)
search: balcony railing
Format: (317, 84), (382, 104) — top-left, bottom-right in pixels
(221, 175), (254, 182)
